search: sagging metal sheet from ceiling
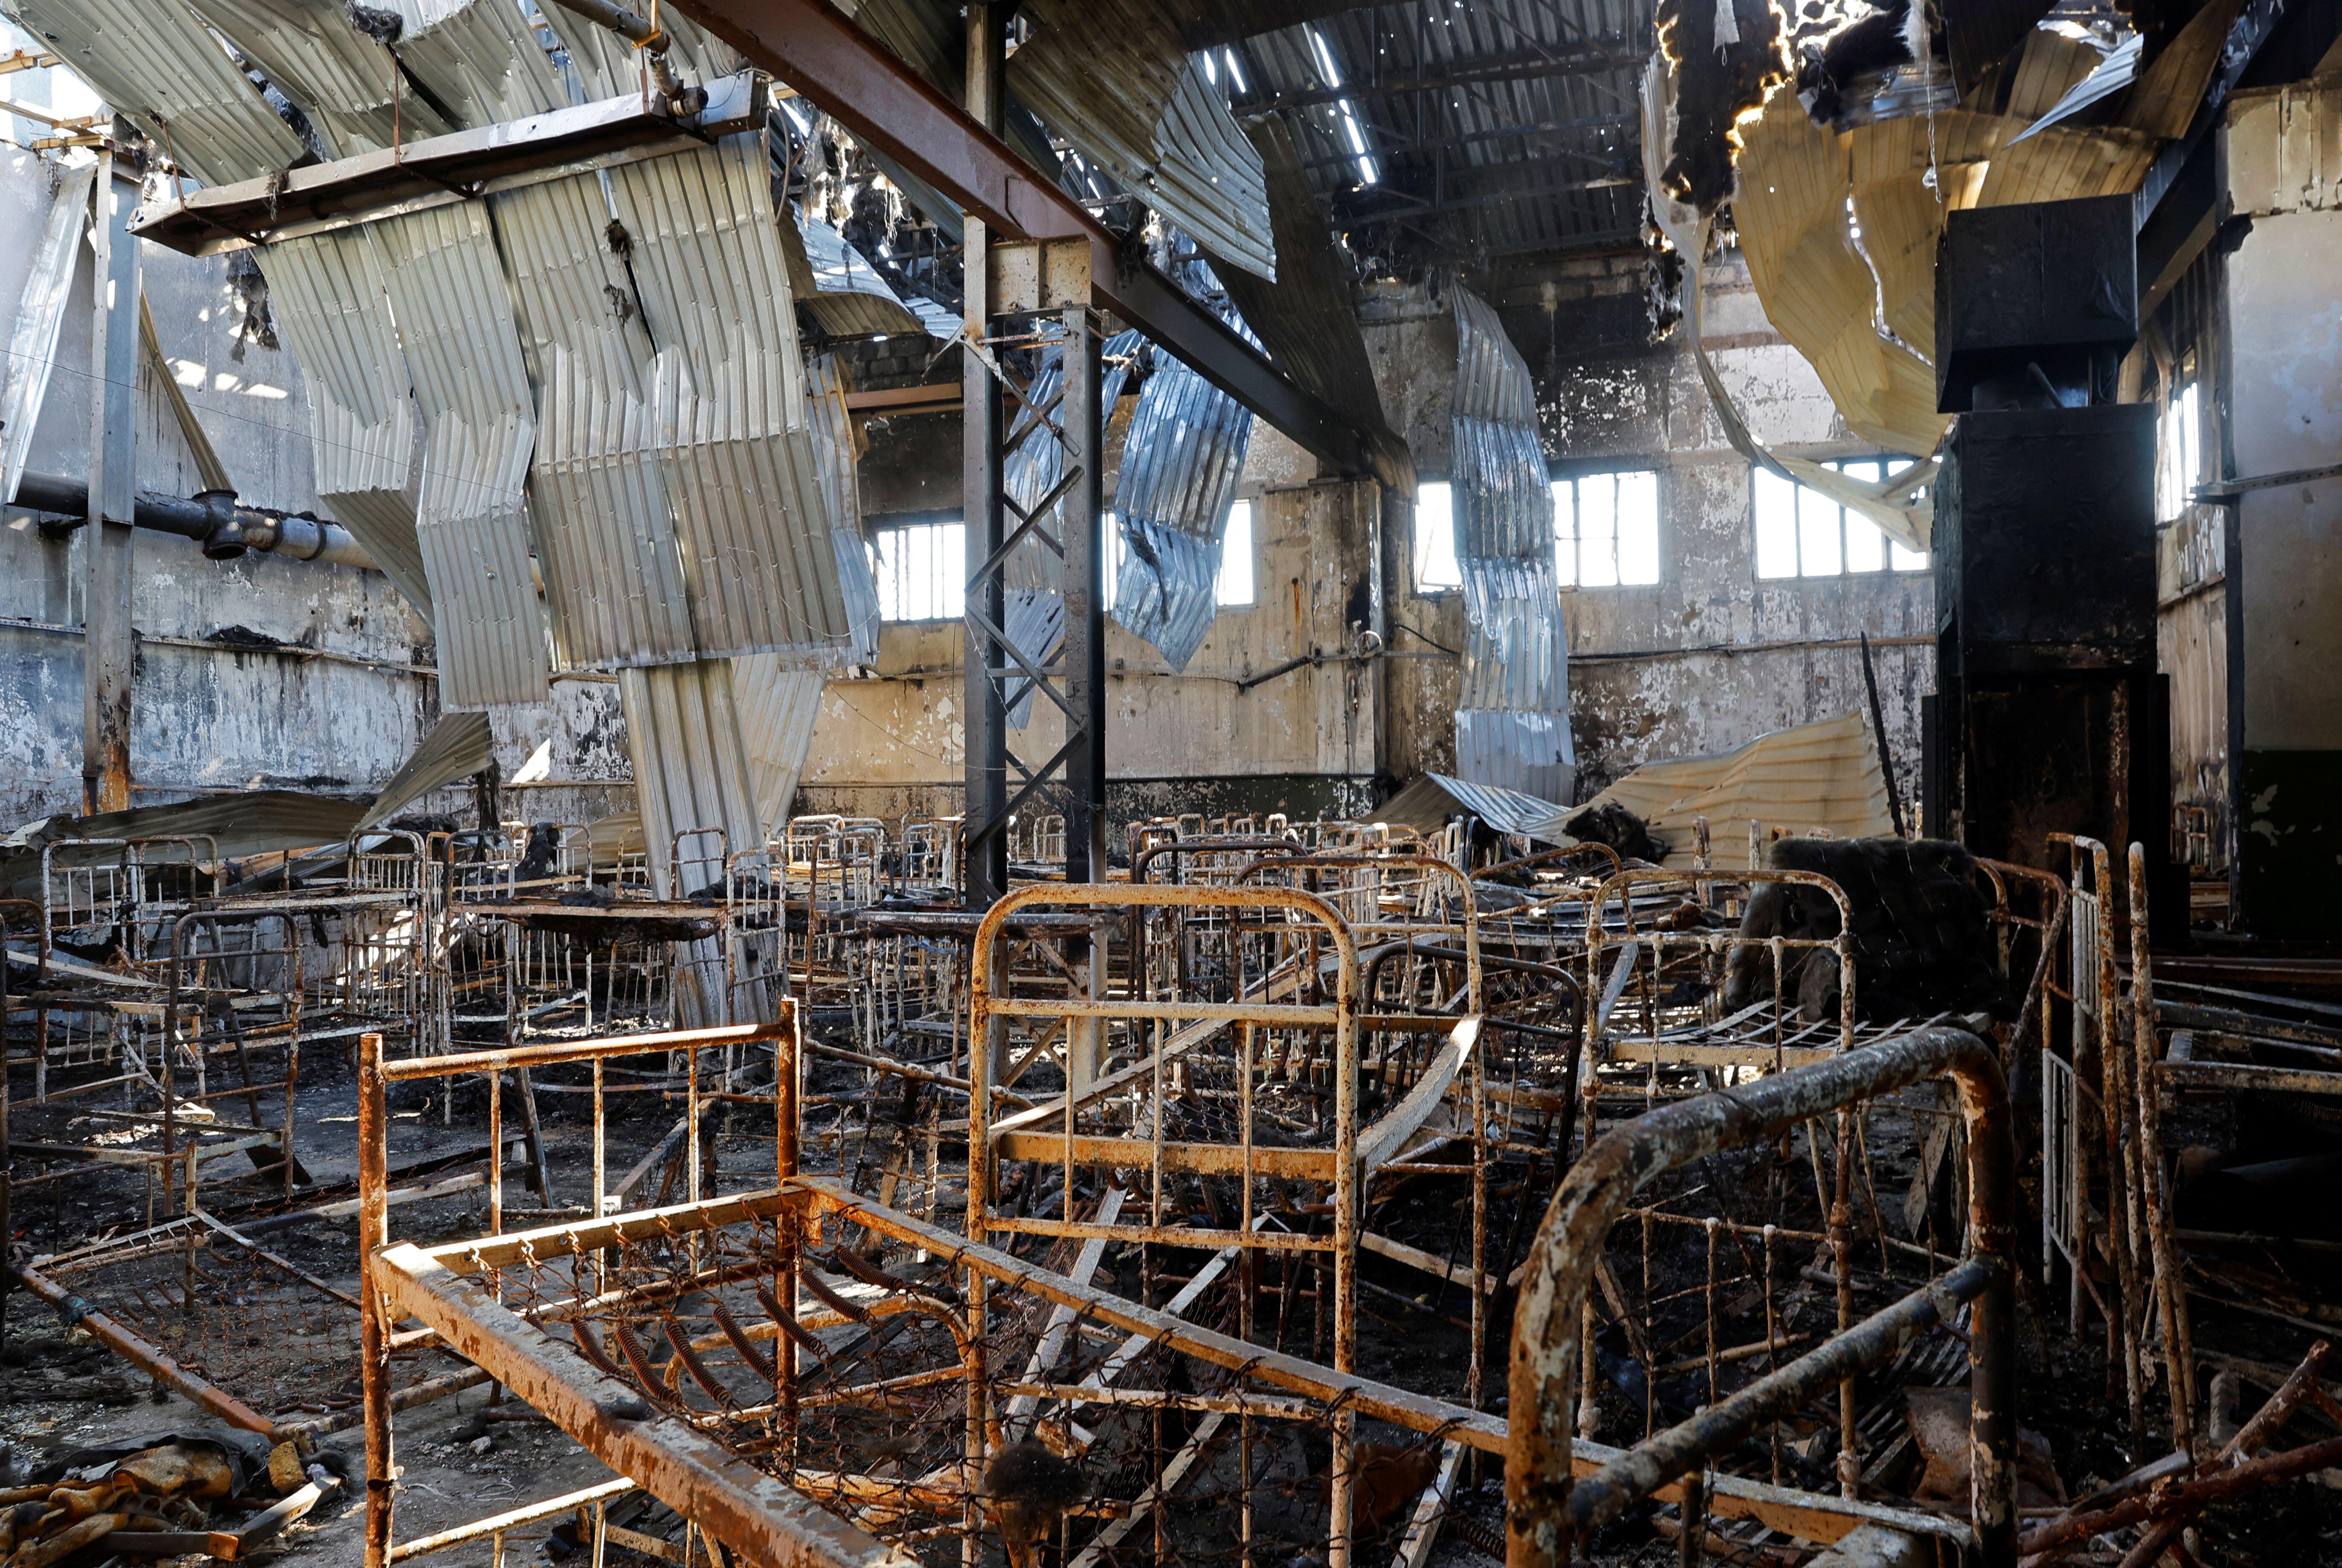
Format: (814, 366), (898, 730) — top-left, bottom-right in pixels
(619, 658), (772, 1026)
(1110, 306), (1256, 674)
(556, 6), (741, 98)
(373, 203), (552, 709)
(384, 0), (567, 127)
(806, 354), (882, 667)
(2, 0), (306, 185)
(0, 162), (93, 512)
(1009, 0), (1275, 282)
(1450, 285), (1573, 804)
(497, 173), (699, 673)
(732, 655), (828, 836)
(998, 328), (1144, 726)
(605, 135), (853, 665)
(259, 230), (435, 619)
(179, 0), (451, 156)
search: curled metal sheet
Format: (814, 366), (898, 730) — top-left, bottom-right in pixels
(258, 230), (433, 619)
(1451, 285), (1572, 800)
(354, 711), (495, 830)
(789, 212), (927, 339)
(607, 136), (852, 666)
(805, 354), (882, 666)
(373, 203), (551, 709)
(3, 0), (305, 185)
(1111, 314), (1253, 673)
(731, 655), (827, 835)
(1009, 3), (1274, 280)
(384, 0), (566, 128)
(180, 0), (451, 156)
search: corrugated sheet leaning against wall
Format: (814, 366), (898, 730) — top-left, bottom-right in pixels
(1451, 284), (1573, 802)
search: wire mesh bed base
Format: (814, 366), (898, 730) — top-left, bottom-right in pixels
(367, 1179), (1973, 1568)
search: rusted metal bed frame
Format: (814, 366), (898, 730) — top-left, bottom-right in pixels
(359, 1029), (1991, 1568)
(354, 1018), (799, 1568)
(1505, 1023), (2018, 1568)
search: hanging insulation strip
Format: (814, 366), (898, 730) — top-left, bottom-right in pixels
(805, 354), (882, 667)
(607, 134), (853, 666)
(1008, 4), (1275, 280)
(0, 162), (93, 509)
(258, 229), (433, 618)
(4, 0), (305, 185)
(1450, 285), (1572, 800)
(180, 0), (450, 157)
(497, 174), (699, 672)
(731, 655), (829, 836)
(385, 0), (566, 128)
(1111, 313), (1253, 674)
(374, 203), (551, 709)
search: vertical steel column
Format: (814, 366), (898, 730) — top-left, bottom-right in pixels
(1061, 305), (1106, 884)
(959, 5), (1007, 910)
(81, 145), (138, 815)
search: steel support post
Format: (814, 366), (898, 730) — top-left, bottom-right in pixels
(1060, 305), (1107, 887)
(82, 146), (138, 815)
(959, 6), (1007, 910)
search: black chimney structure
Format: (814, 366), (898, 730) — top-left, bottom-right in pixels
(1924, 195), (2180, 933)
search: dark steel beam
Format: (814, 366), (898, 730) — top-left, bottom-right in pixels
(668, 0), (1382, 481)
(1061, 308), (1106, 886)
(961, 3), (1008, 911)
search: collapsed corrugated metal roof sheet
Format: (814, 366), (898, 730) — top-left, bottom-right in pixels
(1374, 772), (1572, 841)
(258, 230), (434, 619)
(1571, 712), (1894, 869)
(557, 6), (741, 99)
(180, 0), (449, 156)
(806, 354), (883, 666)
(619, 658), (770, 1024)
(2, 0), (305, 185)
(0, 162), (91, 512)
(354, 711), (495, 830)
(1111, 306), (1255, 673)
(733, 656), (827, 834)
(373, 202), (551, 708)
(1010, 0), (1275, 280)
(1450, 285), (1572, 801)
(604, 135), (853, 665)
(0, 790), (370, 896)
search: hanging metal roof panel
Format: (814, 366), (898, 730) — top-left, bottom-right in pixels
(180, 0), (450, 157)
(386, 0), (566, 129)
(4, 0), (307, 185)
(373, 202), (550, 708)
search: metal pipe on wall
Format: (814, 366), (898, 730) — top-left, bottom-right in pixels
(9, 472), (377, 569)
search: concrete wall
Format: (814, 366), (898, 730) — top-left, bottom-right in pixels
(2222, 81), (2342, 935)
(1373, 251), (1935, 814)
(795, 246), (1939, 832)
(0, 151), (433, 827)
